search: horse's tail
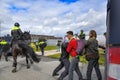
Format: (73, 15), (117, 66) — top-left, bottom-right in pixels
(26, 46), (40, 63)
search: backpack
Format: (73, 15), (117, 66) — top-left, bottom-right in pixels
(76, 39), (85, 56)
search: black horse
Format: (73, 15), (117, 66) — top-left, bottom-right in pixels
(0, 43), (11, 61)
(11, 31), (40, 73)
(0, 31), (32, 61)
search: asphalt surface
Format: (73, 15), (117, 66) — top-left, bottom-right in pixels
(0, 55), (105, 80)
(0, 50), (104, 80)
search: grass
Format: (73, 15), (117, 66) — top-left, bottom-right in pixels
(48, 49), (105, 65)
(48, 53), (61, 59)
(44, 46), (57, 51)
(30, 42), (57, 52)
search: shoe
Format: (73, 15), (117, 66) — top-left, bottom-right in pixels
(57, 77), (63, 80)
(52, 73), (59, 76)
(82, 79), (87, 80)
(79, 79), (87, 80)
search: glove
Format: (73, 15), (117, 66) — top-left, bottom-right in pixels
(76, 55), (80, 59)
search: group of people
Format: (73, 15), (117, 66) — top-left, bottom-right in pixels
(52, 30), (104, 80)
(0, 22), (104, 79)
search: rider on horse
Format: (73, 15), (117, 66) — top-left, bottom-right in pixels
(11, 22), (23, 42)
(0, 39), (8, 54)
(0, 39), (9, 61)
(11, 23), (40, 73)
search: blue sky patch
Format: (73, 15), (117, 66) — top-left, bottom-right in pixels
(59, 0), (79, 4)
(9, 5), (28, 13)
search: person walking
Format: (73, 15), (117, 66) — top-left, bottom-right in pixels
(85, 30), (102, 80)
(56, 40), (61, 52)
(66, 31), (83, 80)
(53, 36), (70, 80)
(39, 39), (47, 56)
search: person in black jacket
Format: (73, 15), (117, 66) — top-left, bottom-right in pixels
(52, 38), (70, 80)
(85, 30), (102, 80)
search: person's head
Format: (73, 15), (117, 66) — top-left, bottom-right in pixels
(81, 30), (84, 33)
(89, 30), (97, 39)
(104, 32), (106, 38)
(64, 35), (69, 42)
(66, 31), (73, 40)
(14, 22), (20, 27)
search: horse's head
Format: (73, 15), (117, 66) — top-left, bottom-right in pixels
(22, 31), (31, 40)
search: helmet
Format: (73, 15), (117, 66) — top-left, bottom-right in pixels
(14, 22), (20, 27)
(80, 30), (84, 32)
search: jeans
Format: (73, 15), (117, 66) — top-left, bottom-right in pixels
(87, 59), (102, 80)
(68, 57), (83, 80)
(58, 59), (70, 80)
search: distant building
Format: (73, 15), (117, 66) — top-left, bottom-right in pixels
(31, 34), (62, 46)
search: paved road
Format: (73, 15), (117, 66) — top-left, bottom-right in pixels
(0, 56), (105, 80)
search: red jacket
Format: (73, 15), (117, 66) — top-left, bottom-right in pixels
(67, 38), (77, 57)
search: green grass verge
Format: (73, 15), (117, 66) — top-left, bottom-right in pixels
(44, 46), (57, 51)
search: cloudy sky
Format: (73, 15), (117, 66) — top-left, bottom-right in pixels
(0, 0), (107, 41)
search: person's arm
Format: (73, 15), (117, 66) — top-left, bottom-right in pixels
(18, 29), (23, 39)
(66, 42), (73, 53)
(11, 31), (13, 36)
(85, 39), (91, 47)
(99, 45), (106, 49)
(18, 29), (23, 35)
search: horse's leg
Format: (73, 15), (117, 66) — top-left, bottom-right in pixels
(26, 54), (30, 69)
(0, 55), (1, 61)
(27, 54), (33, 64)
(0, 48), (3, 61)
(12, 56), (17, 73)
(12, 47), (18, 73)
(29, 58), (33, 64)
(4, 52), (8, 62)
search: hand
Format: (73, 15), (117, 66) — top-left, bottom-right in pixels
(76, 55), (80, 59)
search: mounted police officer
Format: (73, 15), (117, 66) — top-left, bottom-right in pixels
(11, 22), (23, 53)
(11, 22), (23, 41)
(0, 39), (9, 61)
(0, 39), (8, 54)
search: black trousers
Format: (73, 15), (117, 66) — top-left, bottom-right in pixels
(0, 45), (3, 55)
(40, 47), (44, 56)
(53, 59), (70, 80)
(87, 59), (102, 80)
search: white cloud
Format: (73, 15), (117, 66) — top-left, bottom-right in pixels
(0, 0), (107, 42)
